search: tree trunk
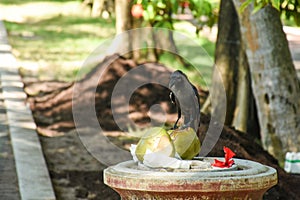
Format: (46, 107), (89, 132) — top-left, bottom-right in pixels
(233, 1), (300, 162)
(211, 0), (240, 125)
(114, 0), (156, 61)
(115, 0), (131, 34)
(231, 43), (252, 132)
(151, 28), (189, 66)
(91, 0), (105, 17)
(114, 1), (184, 63)
(206, 0), (259, 134)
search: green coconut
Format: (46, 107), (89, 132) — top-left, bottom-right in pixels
(135, 127), (175, 162)
(169, 127), (201, 160)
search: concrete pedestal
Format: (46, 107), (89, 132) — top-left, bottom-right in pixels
(104, 158), (277, 200)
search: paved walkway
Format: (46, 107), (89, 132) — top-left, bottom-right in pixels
(0, 21), (55, 200)
(0, 88), (20, 200)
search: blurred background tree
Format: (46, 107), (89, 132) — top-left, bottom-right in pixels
(113, 0), (218, 63)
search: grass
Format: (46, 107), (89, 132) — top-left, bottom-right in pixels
(5, 16), (114, 60)
(2, 0), (115, 81)
(2, 0), (215, 86)
(5, 16), (115, 61)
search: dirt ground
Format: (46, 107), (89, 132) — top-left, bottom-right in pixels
(23, 55), (300, 200)
(39, 129), (120, 200)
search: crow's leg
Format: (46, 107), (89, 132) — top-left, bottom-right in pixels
(173, 106), (181, 129)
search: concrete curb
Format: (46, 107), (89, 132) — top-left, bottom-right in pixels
(0, 21), (56, 200)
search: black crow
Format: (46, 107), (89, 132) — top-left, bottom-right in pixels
(169, 70), (200, 131)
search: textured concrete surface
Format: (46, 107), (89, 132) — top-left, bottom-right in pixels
(0, 85), (20, 200)
(0, 20), (56, 200)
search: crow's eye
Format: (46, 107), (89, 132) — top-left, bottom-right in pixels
(176, 76), (182, 81)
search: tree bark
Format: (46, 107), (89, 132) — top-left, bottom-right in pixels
(231, 43), (252, 132)
(115, 0), (131, 34)
(114, 1), (184, 63)
(114, 0), (156, 61)
(233, 1), (300, 162)
(211, 0), (240, 125)
(207, 0), (258, 134)
(91, 0), (105, 17)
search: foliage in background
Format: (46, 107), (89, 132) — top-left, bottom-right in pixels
(132, 0), (174, 29)
(0, 0), (74, 4)
(129, 0), (218, 88)
(131, 0), (218, 33)
(189, 0), (218, 34)
(241, 0), (300, 25)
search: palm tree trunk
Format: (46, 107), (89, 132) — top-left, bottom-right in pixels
(233, 1), (300, 163)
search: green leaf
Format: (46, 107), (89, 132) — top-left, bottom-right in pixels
(154, 21), (173, 29)
(239, 0), (253, 13)
(170, 0), (179, 13)
(285, 10), (293, 19)
(294, 12), (300, 26)
(157, 1), (166, 9)
(271, 0), (280, 11)
(154, 15), (164, 21)
(143, 10), (149, 21)
(252, 1), (265, 14)
(140, 0), (148, 7)
(146, 4), (155, 20)
(153, 20), (164, 28)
